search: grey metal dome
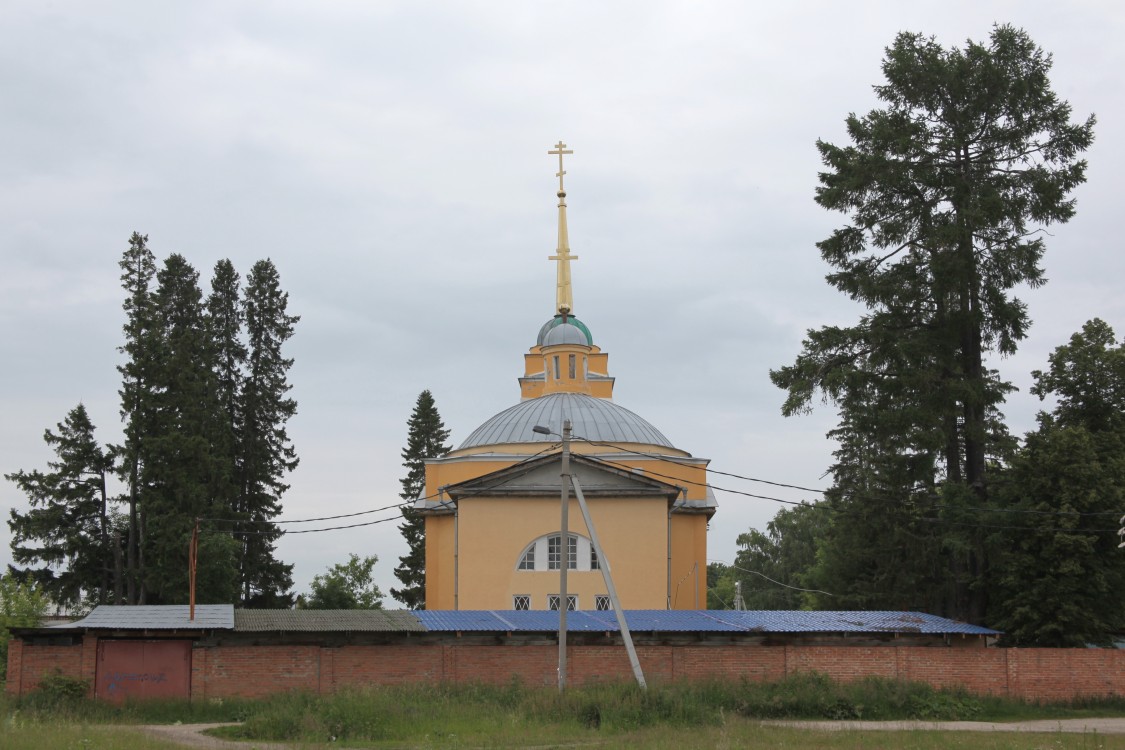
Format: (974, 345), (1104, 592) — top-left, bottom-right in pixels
(537, 315), (593, 346)
(459, 393), (674, 449)
(542, 323), (589, 346)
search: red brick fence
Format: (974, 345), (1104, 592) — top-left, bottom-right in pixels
(9, 635), (1125, 702)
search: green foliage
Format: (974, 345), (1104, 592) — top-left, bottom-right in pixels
(392, 389), (451, 609)
(303, 553), (384, 609)
(0, 572), (47, 680)
(989, 320), (1125, 646)
(234, 259), (298, 607)
(771, 26), (1093, 622)
(735, 673), (982, 721)
(139, 253), (231, 604)
(706, 562), (735, 609)
(733, 503), (827, 609)
(30, 673), (89, 704)
(116, 231), (157, 604)
(101, 235), (296, 606)
(6, 404), (117, 608)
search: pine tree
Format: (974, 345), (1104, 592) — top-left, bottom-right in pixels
(236, 259), (297, 607)
(392, 390), (451, 609)
(116, 232), (158, 604)
(6, 404), (117, 608)
(771, 26), (1093, 622)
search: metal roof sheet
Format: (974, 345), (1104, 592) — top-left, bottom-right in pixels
(460, 393), (675, 450)
(415, 610), (997, 636)
(53, 607), (996, 637)
(66, 605), (234, 630)
(234, 610), (425, 632)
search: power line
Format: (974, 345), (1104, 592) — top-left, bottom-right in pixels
(199, 442), (562, 535)
(575, 436), (1125, 519)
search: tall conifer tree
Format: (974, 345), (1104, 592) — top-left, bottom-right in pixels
(206, 259), (246, 516)
(392, 390), (451, 609)
(116, 232), (158, 604)
(236, 259), (297, 607)
(771, 26), (1094, 622)
(141, 253), (237, 604)
(7, 404), (116, 608)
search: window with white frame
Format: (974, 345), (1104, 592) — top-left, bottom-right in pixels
(547, 534), (577, 570)
(595, 595), (611, 611)
(548, 594), (577, 611)
(513, 595), (530, 610)
(516, 533), (598, 572)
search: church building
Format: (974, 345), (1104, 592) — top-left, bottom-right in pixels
(418, 144), (716, 611)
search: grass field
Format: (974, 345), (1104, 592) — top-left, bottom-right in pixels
(6, 673), (1125, 748)
(6, 719), (1125, 749)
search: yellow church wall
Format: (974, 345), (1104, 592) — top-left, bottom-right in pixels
(445, 495), (671, 610)
(668, 514), (709, 609)
(424, 514), (456, 609)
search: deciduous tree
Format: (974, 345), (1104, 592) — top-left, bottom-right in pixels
(303, 554), (383, 610)
(0, 572), (47, 680)
(990, 320), (1125, 646)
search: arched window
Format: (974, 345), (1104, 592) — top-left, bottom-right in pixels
(515, 533), (597, 572)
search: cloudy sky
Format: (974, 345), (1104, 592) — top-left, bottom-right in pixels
(2, 1), (1122, 607)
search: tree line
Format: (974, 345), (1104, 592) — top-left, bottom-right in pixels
(7, 233), (299, 608)
(711, 26), (1125, 647)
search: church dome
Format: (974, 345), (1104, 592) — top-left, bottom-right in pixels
(459, 392), (675, 450)
(542, 323), (589, 346)
(537, 315), (593, 346)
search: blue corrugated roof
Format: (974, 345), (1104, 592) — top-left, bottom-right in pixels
(415, 610), (997, 636)
(55, 607), (997, 637)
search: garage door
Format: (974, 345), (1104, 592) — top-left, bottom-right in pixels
(96, 640), (191, 702)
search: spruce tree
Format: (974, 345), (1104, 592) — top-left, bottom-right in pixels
(236, 259), (297, 607)
(116, 232), (158, 604)
(6, 404), (117, 608)
(392, 390), (451, 609)
(141, 253), (236, 604)
(205, 259), (245, 517)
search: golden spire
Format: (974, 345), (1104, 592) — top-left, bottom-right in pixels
(548, 140), (577, 316)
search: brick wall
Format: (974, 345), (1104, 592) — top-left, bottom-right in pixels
(5, 636), (98, 697)
(13, 635), (1125, 702)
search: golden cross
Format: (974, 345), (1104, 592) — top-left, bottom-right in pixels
(548, 141), (573, 193)
(547, 141), (577, 315)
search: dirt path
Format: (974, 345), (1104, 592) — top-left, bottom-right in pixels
(116, 718), (1125, 748)
(127, 723), (295, 749)
(765, 718), (1125, 734)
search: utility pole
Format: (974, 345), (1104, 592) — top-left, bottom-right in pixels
(558, 419), (572, 690)
(571, 474), (647, 689)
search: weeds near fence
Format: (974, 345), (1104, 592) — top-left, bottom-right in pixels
(7, 673), (1125, 746)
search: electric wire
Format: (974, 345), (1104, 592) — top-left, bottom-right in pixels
(575, 436), (1125, 519)
(198, 442), (562, 535)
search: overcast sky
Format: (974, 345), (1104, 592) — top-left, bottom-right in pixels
(2, 1), (1122, 608)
